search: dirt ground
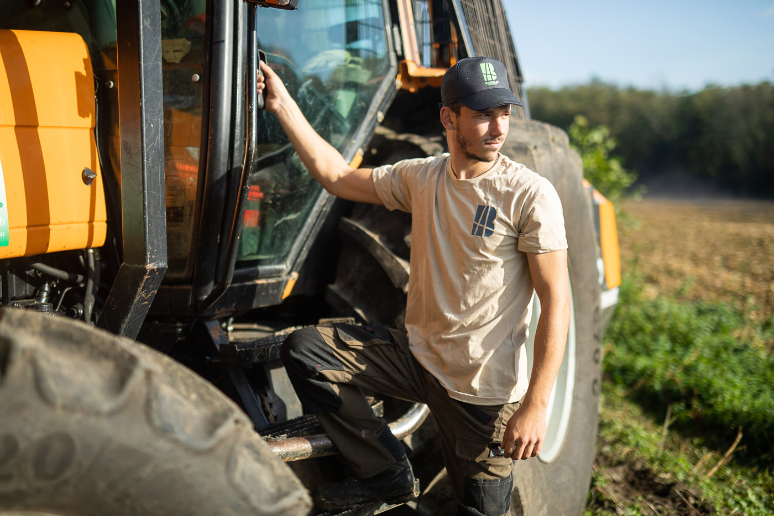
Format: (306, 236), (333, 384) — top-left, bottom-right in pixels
(590, 452), (714, 516)
(618, 197), (774, 321)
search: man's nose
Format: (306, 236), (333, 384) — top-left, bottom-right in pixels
(490, 117), (507, 137)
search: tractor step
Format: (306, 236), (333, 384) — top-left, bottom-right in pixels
(308, 479), (421, 516)
(263, 399), (387, 461)
(221, 318), (358, 365)
(262, 398), (384, 441)
(262, 413), (323, 441)
(219, 327), (300, 364)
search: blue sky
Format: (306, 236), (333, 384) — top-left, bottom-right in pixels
(501, 0), (774, 90)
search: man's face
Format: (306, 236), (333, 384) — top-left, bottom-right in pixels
(449, 104), (511, 163)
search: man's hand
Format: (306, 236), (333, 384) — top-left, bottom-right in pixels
(256, 61), (290, 115)
(502, 400), (547, 460)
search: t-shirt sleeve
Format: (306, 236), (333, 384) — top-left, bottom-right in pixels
(516, 177), (568, 253)
(372, 157), (429, 213)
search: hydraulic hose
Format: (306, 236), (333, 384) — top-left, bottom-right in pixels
(30, 263), (85, 284)
(83, 249), (96, 324)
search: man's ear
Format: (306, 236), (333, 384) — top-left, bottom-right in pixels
(440, 106), (456, 131)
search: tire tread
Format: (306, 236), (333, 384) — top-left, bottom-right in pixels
(0, 307), (312, 516)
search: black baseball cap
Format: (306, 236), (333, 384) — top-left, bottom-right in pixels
(440, 57), (523, 111)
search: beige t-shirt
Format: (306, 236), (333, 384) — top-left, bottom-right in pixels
(372, 153), (567, 404)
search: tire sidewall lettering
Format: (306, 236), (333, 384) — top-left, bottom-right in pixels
(0, 434), (19, 483)
(32, 432), (76, 482)
(0, 432), (76, 486)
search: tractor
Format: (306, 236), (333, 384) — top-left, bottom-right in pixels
(0, 0), (621, 514)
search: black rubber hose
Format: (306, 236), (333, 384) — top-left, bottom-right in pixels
(83, 249), (96, 324)
(92, 251), (101, 321)
(30, 263), (85, 284)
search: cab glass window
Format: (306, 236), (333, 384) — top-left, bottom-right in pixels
(236, 0), (391, 268)
(160, 0), (207, 281)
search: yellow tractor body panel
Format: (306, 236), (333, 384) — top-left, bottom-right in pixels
(585, 179), (621, 289)
(0, 29), (107, 258)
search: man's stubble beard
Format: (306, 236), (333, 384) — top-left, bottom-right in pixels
(455, 130), (500, 163)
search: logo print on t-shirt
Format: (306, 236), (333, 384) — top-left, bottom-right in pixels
(471, 205), (496, 236)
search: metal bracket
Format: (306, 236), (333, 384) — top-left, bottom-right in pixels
(200, 320), (271, 431)
(97, 0), (167, 338)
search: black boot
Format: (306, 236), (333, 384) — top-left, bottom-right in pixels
(313, 456), (419, 511)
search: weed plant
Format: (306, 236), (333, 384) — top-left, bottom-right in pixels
(603, 267), (774, 464)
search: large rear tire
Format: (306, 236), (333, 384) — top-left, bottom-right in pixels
(0, 308), (312, 516)
(501, 119), (602, 516)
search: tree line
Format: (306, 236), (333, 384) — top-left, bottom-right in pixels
(527, 80), (774, 197)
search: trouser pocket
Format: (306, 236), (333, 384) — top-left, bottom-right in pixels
(454, 434), (513, 515)
(459, 474), (513, 516)
(455, 435), (513, 476)
(455, 399), (498, 426)
(281, 327), (345, 414)
(452, 398), (521, 444)
(333, 322), (401, 349)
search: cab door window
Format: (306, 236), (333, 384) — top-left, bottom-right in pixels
(236, 0), (392, 268)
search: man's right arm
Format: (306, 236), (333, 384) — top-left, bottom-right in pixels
(257, 61), (382, 205)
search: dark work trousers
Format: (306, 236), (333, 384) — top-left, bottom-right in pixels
(281, 323), (520, 516)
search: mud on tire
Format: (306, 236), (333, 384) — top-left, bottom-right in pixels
(0, 308), (311, 516)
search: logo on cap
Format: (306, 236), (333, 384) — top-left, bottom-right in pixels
(480, 62), (499, 86)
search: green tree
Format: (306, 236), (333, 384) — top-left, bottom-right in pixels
(568, 115), (643, 203)
(528, 81), (774, 196)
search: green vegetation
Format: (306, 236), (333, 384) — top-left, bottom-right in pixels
(588, 267), (774, 514)
(604, 268), (774, 463)
(528, 81), (774, 196)
(568, 115), (642, 203)
(587, 382), (774, 515)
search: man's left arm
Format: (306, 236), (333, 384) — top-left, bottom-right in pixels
(502, 249), (570, 460)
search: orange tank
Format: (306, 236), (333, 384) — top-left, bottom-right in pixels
(0, 29), (107, 259)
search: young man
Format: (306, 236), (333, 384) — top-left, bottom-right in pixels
(258, 56), (570, 515)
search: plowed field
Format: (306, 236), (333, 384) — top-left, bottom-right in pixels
(619, 198), (774, 320)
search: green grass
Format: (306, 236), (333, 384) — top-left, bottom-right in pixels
(586, 383), (774, 515)
(587, 263), (774, 515)
(603, 269), (774, 463)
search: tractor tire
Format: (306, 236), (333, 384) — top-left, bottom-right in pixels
(326, 128), (440, 328)
(0, 308), (312, 516)
(500, 119), (602, 516)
